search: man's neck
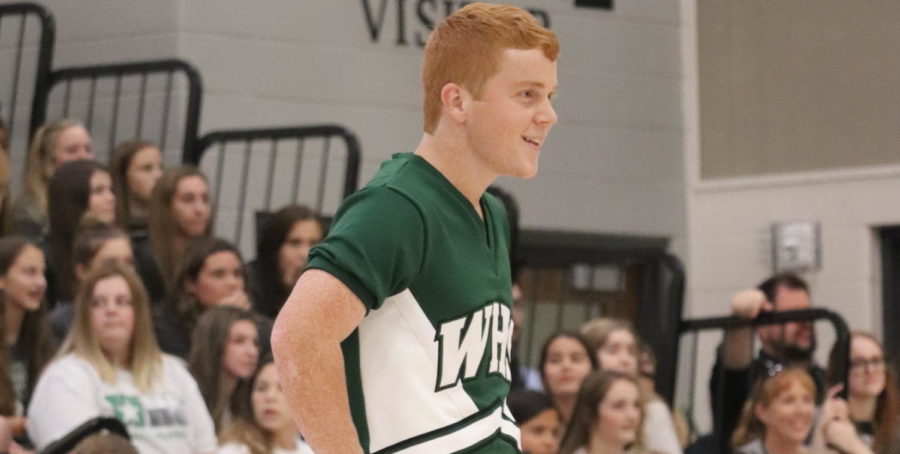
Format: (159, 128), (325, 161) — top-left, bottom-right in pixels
(414, 133), (495, 218)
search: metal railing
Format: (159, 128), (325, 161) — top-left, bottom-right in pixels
(31, 58), (202, 163)
(517, 230), (685, 404)
(0, 2), (54, 156)
(675, 308), (850, 453)
(191, 125), (361, 252)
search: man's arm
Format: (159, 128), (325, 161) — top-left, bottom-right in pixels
(721, 289), (771, 369)
(271, 269), (367, 454)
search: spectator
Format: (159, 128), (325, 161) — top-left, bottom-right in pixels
(110, 140), (164, 233)
(248, 205), (323, 319)
(540, 332), (597, 426)
(732, 368), (816, 454)
(581, 318), (683, 453)
(135, 166), (212, 302)
(711, 273), (825, 446)
(189, 306), (260, 434)
(49, 220), (134, 340)
(559, 370), (650, 454)
(508, 389), (561, 454)
(10, 119), (93, 240)
(26, 263), (216, 454)
(0, 236), (53, 407)
(827, 331), (900, 452)
(155, 237), (252, 358)
(216, 356), (314, 454)
(48, 160), (116, 304)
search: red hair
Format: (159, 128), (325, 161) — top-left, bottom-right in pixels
(421, 3), (559, 133)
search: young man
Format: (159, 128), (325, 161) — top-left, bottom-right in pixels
(271, 3), (558, 454)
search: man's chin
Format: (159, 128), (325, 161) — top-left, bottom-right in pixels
(781, 343), (816, 362)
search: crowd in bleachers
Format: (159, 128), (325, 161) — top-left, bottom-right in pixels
(0, 116), (321, 453)
(1, 116), (899, 454)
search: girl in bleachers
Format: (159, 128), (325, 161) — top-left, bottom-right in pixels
(0, 236), (53, 408)
(540, 332), (597, 427)
(110, 140), (164, 233)
(247, 204), (323, 319)
(154, 237), (252, 358)
(216, 356), (313, 454)
(508, 389), (561, 454)
(558, 370), (650, 454)
(189, 306), (260, 434)
(134, 165), (211, 302)
(49, 220), (134, 340)
(827, 331), (900, 452)
(48, 159), (117, 304)
(581, 318), (683, 453)
(26, 263), (217, 454)
(10, 119), (94, 240)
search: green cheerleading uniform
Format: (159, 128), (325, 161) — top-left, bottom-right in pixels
(307, 153), (519, 454)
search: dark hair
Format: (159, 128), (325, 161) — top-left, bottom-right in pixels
(173, 237), (246, 334)
(72, 219), (130, 271)
(558, 370), (643, 454)
(188, 305), (258, 433)
(48, 159), (109, 300)
(539, 331), (598, 392)
(828, 331), (900, 453)
(252, 204), (322, 316)
(0, 236), (54, 406)
(110, 139), (157, 228)
(256, 204), (322, 268)
(757, 273), (809, 305)
(508, 389), (556, 425)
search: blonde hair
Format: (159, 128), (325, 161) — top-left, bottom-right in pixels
(732, 368), (816, 447)
(61, 263), (162, 392)
(421, 3), (559, 133)
(23, 118), (85, 216)
(580, 318), (637, 353)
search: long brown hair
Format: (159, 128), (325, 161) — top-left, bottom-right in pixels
(48, 159), (111, 300)
(0, 236), (54, 405)
(148, 166), (211, 290)
(218, 356), (277, 454)
(829, 331), (900, 453)
(23, 119), (86, 217)
(188, 305), (257, 433)
(61, 263), (162, 392)
(732, 367), (816, 447)
(110, 140), (157, 228)
(558, 370), (644, 454)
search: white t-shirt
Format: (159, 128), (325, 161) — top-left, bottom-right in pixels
(642, 400), (683, 454)
(27, 353), (217, 454)
(216, 440), (314, 454)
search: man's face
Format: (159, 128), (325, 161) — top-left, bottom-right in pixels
(463, 47), (558, 180)
(758, 286), (816, 361)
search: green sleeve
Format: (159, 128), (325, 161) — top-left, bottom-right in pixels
(306, 186), (426, 312)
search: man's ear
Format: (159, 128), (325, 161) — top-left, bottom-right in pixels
(75, 264), (88, 284)
(441, 82), (468, 124)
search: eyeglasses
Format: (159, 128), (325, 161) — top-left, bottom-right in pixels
(850, 357), (885, 372)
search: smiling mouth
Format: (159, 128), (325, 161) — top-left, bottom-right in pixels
(523, 136), (541, 146)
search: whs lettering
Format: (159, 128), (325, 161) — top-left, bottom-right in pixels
(435, 302), (513, 390)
